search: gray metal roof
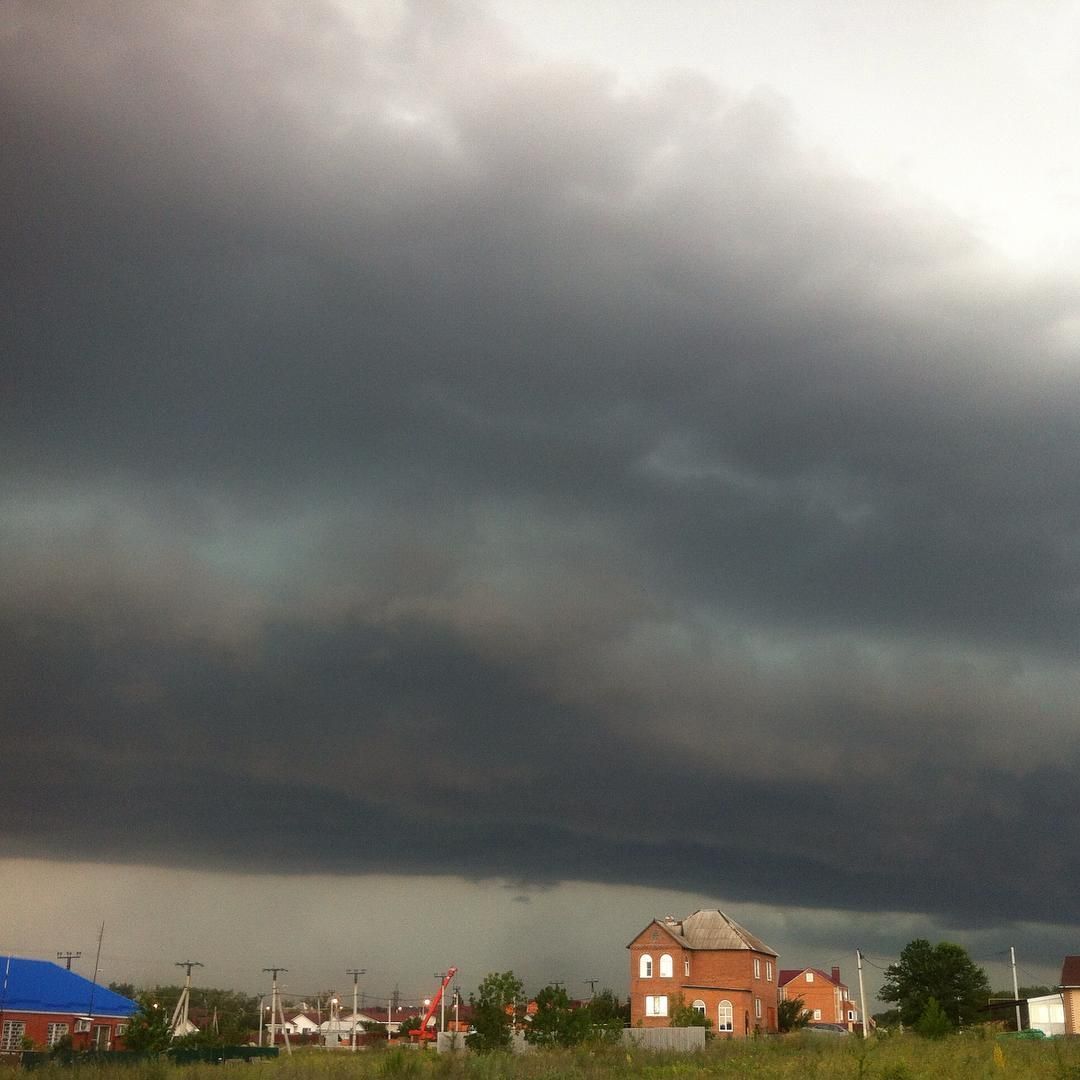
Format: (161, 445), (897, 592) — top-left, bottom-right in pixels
(675, 910), (778, 955)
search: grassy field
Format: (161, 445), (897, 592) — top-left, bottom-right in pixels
(19, 1036), (1080, 1080)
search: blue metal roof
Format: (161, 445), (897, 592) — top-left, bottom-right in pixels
(0, 957), (138, 1017)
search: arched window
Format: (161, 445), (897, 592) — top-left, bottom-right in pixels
(639, 954), (653, 978)
(659, 954), (673, 978)
(691, 1000), (706, 1016)
(717, 1000), (733, 1032)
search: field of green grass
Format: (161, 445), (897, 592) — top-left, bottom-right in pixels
(19, 1036), (1080, 1080)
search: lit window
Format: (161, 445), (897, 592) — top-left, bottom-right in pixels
(717, 1001), (733, 1032)
(766, 961), (773, 982)
(1, 1022), (26, 1051)
(684, 957), (690, 977)
(47, 1023), (70, 1047)
(640, 954), (653, 978)
(659, 954), (673, 978)
(645, 995), (668, 1017)
(691, 1000), (706, 1016)
(754, 958), (761, 979)
(755, 998), (762, 1019)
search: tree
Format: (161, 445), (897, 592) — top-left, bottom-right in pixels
(879, 939), (991, 1031)
(467, 971), (524, 1053)
(777, 996), (812, 1033)
(915, 997), (952, 1039)
(525, 984), (590, 1047)
(669, 994), (711, 1030)
(122, 1003), (172, 1054)
(584, 990), (627, 1041)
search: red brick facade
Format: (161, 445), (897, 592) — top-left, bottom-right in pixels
(627, 912), (778, 1037)
(778, 967), (860, 1030)
(0, 1011), (130, 1053)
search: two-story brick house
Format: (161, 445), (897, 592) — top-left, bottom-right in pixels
(778, 966), (861, 1030)
(627, 910), (779, 1036)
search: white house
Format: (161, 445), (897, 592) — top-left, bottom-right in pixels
(1027, 994), (1065, 1037)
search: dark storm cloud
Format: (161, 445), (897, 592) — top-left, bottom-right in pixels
(4, 0), (1080, 927)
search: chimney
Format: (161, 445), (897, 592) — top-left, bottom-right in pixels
(831, 967), (841, 985)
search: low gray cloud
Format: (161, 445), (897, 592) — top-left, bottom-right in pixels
(4, 0), (1080, 936)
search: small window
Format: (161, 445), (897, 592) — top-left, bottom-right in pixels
(659, 954), (673, 978)
(691, 1000), (706, 1015)
(47, 1023), (70, 1047)
(115, 1024), (128, 1035)
(753, 958), (761, 979)
(684, 957), (690, 977)
(645, 995), (668, 1017)
(74, 1019), (92, 1034)
(848, 1010), (856, 1021)
(755, 998), (762, 1019)
(1, 1021), (26, 1052)
(639, 954), (653, 978)
(813, 1009), (822, 1021)
(766, 961), (773, 982)
(717, 1000), (733, 1032)
(806, 971), (814, 983)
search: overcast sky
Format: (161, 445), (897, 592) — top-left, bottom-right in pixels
(4, 0), (1080, 1004)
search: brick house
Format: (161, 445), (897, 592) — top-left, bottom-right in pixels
(627, 911), (779, 1036)
(778, 966), (861, 1030)
(1059, 956), (1080, 1035)
(0, 956), (137, 1053)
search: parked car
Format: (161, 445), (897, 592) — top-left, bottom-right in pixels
(804, 1023), (850, 1036)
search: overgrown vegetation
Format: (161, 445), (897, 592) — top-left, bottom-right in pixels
(21, 1034), (1080, 1080)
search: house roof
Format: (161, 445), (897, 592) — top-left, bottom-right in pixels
(629, 911), (777, 955)
(0, 957), (138, 1017)
(779, 968), (844, 988)
(1060, 956), (1080, 987)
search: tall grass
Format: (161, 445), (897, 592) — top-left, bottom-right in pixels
(18, 1036), (1080, 1080)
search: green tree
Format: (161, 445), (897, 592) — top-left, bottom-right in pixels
(915, 997), (952, 1039)
(525, 984), (590, 1047)
(584, 989), (627, 1041)
(122, 1003), (172, 1053)
(467, 971), (524, 1053)
(879, 939), (990, 1031)
(778, 995), (812, 1033)
(669, 993), (711, 1029)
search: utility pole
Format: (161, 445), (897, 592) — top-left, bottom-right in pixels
(584, 979), (599, 997)
(346, 968), (365, 1051)
(263, 967), (292, 1055)
(1010, 946), (1023, 1032)
(856, 950), (869, 1040)
(57, 952), (81, 971)
(171, 961), (204, 1038)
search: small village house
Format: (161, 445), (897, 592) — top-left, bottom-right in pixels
(0, 956), (137, 1052)
(627, 910), (779, 1036)
(778, 965), (861, 1030)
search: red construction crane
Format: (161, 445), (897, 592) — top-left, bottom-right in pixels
(411, 967), (458, 1042)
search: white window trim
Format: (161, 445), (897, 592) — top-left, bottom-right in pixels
(684, 957), (690, 976)
(659, 953), (673, 978)
(813, 1009), (822, 1020)
(806, 971), (814, 982)
(755, 997), (762, 1019)
(766, 961), (773, 982)
(691, 1000), (706, 1015)
(645, 995), (668, 1017)
(639, 954), (653, 978)
(754, 957), (761, 979)
(717, 1000), (733, 1032)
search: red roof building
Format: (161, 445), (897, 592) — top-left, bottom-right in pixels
(778, 965), (861, 1030)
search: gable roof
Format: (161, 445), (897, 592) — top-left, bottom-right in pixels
(779, 967), (844, 988)
(1060, 956), (1080, 987)
(628, 911), (777, 955)
(0, 957), (138, 1017)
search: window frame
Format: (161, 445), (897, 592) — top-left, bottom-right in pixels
(645, 995), (668, 1017)
(46, 1023), (70, 1047)
(717, 1000), (733, 1032)
(659, 953), (673, 978)
(639, 954), (653, 978)
(754, 997), (762, 1020)
(753, 957), (761, 979)
(1, 1021), (26, 1052)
